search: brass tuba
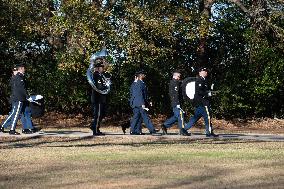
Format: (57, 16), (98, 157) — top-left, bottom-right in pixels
(86, 48), (113, 95)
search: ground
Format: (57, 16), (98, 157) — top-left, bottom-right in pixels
(0, 113), (283, 189)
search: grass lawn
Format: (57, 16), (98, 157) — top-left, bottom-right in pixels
(0, 136), (283, 189)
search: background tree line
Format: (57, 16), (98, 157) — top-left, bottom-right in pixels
(0, 0), (283, 119)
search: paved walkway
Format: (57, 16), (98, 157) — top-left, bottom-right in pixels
(1, 130), (284, 142)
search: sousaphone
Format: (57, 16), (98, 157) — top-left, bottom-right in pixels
(86, 48), (114, 95)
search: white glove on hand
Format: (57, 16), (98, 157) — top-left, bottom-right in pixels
(105, 79), (112, 87)
(176, 105), (181, 109)
(208, 91), (212, 97)
(27, 97), (32, 102)
(142, 105), (149, 111)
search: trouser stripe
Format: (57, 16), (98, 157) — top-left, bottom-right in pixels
(11, 101), (22, 130)
(96, 103), (101, 133)
(1, 106), (15, 128)
(180, 110), (184, 128)
(204, 106), (212, 133)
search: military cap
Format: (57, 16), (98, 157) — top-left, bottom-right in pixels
(94, 62), (104, 67)
(198, 67), (208, 72)
(14, 63), (26, 69)
(135, 70), (145, 76)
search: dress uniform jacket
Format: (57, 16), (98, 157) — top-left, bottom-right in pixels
(193, 76), (210, 107)
(169, 79), (183, 108)
(91, 71), (108, 104)
(11, 72), (28, 102)
(130, 80), (148, 108)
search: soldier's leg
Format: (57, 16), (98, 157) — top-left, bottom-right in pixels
(97, 103), (106, 134)
(91, 103), (100, 134)
(9, 101), (23, 134)
(134, 116), (143, 134)
(163, 108), (178, 128)
(130, 107), (141, 133)
(201, 106), (212, 135)
(139, 107), (155, 133)
(1, 103), (16, 130)
(184, 106), (202, 131)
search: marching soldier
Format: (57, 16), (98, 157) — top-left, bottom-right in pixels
(184, 67), (218, 137)
(0, 64), (31, 135)
(90, 59), (110, 136)
(129, 70), (158, 135)
(161, 70), (190, 136)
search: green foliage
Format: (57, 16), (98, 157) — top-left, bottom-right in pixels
(0, 0), (283, 118)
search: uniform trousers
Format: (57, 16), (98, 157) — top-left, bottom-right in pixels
(163, 107), (185, 130)
(1, 101), (32, 131)
(185, 105), (212, 135)
(130, 107), (155, 133)
(92, 102), (106, 133)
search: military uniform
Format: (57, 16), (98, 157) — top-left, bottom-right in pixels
(91, 65), (109, 135)
(1, 66), (31, 135)
(184, 68), (218, 137)
(129, 72), (156, 134)
(162, 74), (189, 135)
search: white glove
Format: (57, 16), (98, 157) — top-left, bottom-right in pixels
(176, 105), (181, 109)
(142, 105), (149, 111)
(208, 91), (212, 97)
(27, 97), (33, 102)
(105, 79), (112, 87)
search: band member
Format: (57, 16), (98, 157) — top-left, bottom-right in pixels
(128, 73), (143, 134)
(129, 70), (158, 135)
(0, 64), (31, 135)
(161, 70), (190, 136)
(90, 60), (109, 136)
(184, 67), (218, 137)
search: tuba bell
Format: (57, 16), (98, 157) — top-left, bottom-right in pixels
(86, 48), (113, 95)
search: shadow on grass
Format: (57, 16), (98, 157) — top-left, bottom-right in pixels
(0, 135), (271, 150)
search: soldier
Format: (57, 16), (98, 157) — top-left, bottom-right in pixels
(0, 63), (31, 135)
(184, 67), (218, 137)
(161, 70), (190, 136)
(129, 70), (158, 135)
(90, 60), (109, 136)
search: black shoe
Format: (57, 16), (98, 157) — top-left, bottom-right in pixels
(161, 124), (167, 135)
(130, 131), (137, 135)
(180, 128), (191, 136)
(9, 130), (20, 135)
(211, 132), (219, 137)
(0, 127), (6, 133)
(137, 132), (145, 135)
(31, 127), (42, 133)
(150, 129), (160, 135)
(93, 131), (105, 136)
(206, 133), (219, 137)
(22, 129), (33, 134)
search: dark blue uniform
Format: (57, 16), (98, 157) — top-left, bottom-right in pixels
(163, 78), (186, 133)
(185, 75), (216, 136)
(129, 79), (155, 134)
(91, 71), (108, 135)
(1, 72), (31, 133)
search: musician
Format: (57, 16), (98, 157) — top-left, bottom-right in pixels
(184, 67), (218, 137)
(129, 70), (158, 135)
(90, 59), (109, 136)
(161, 70), (190, 136)
(0, 64), (31, 135)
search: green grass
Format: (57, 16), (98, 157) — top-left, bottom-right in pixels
(0, 138), (283, 189)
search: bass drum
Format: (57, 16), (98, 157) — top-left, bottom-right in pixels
(29, 95), (45, 118)
(181, 77), (197, 101)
